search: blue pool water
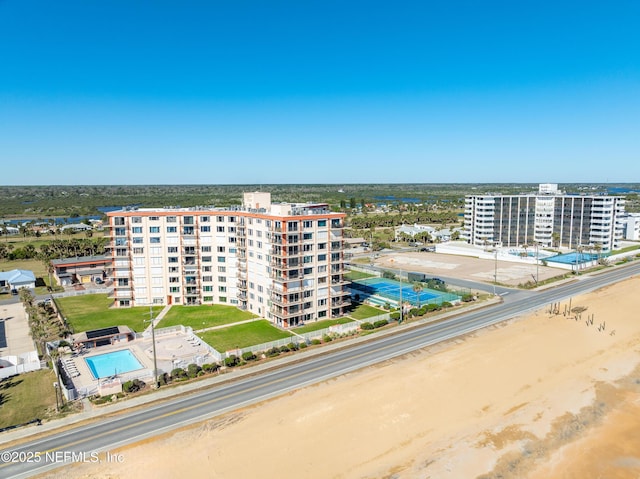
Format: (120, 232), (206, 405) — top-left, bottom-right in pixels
(351, 277), (459, 307)
(84, 349), (143, 379)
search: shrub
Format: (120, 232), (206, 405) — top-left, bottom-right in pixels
(202, 363), (219, 373)
(187, 363), (202, 378)
(441, 301), (453, 308)
(425, 303), (440, 312)
(123, 378), (146, 393)
(360, 322), (374, 330)
(171, 367), (186, 379)
(157, 372), (168, 385)
(287, 342), (299, 351)
(224, 355), (241, 367)
(266, 347), (280, 357)
(461, 294), (475, 302)
(322, 335), (332, 342)
(409, 308), (420, 317)
(373, 319), (389, 329)
(279, 345), (290, 353)
(242, 351), (257, 362)
(418, 306), (427, 315)
(310, 339), (321, 345)
(299, 342), (308, 349)
(389, 312), (400, 320)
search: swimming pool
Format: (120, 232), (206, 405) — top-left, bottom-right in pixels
(351, 277), (459, 307)
(84, 349), (144, 379)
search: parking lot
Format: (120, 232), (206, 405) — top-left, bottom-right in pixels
(371, 250), (563, 287)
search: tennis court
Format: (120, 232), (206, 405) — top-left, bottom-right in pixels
(351, 277), (460, 307)
(545, 252), (599, 265)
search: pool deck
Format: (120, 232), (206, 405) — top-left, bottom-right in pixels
(62, 330), (217, 396)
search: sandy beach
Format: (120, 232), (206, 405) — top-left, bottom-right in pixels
(43, 276), (640, 479)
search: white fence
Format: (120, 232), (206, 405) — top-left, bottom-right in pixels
(51, 288), (113, 299)
(358, 312), (391, 324)
(0, 351), (42, 380)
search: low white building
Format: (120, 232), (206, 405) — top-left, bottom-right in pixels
(0, 269), (36, 293)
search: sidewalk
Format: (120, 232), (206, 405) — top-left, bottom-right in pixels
(194, 317), (261, 333)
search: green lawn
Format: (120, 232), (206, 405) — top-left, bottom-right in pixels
(198, 320), (295, 352)
(0, 370), (58, 428)
(56, 294), (163, 333)
(347, 303), (387, 320)
(159, 304), (258, 331)
(345, 270), (376, 281)
(292, 317), (355, 334)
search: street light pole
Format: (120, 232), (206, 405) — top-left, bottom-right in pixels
(493, 246), (498, 296)
(399, 269), (403, 323)
(147, 305), (159, 388)
(535, 242), (539, 284)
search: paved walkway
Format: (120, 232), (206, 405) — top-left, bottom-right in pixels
(194, 317), (261, 333)
(144, 304), (172, 332)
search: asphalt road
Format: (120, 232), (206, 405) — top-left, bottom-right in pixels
(2, 262), (640, 478)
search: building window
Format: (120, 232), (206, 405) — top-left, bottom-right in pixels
(217, 216), (224, 222)
(217, 256), (225, 263)
(218, 266), (226, 272)
(201, 216), (210, 222)
(203, 275), (212, 282)
(169, 277), (180, 283)
(303, 232), (313, 240)
(133, 247), (144, 254)
(166, 216), (177, 223)
(217, 226), (225, 232)
(218, 286), (227, 293)
(219, 296), (227, 303)
(132, 217), (142, 223)
(203, 286), (213, 292)
(201, 226), (211, 232)
(202, 246), (211, 252)
(168, 246), (178, 253)
(132, 226), (143, 234)
(217, 246), (226, 252)
(150, 237), (161, 244)
(150, 226), (160, 233)
(167, 226), (177, 233)
(149, 216), (159, 221)
(133, 237), (143, 244)
(218, 276), (226, 282)
(168, 257), (178, 263)
(318, 254), (327, 261)
(318, 220), (326, 227)
(202, 256), (212, 262)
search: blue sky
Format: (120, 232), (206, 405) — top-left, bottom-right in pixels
(1, 1), (639, 185)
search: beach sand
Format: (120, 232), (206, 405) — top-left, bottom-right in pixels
(42, 276), (640, 479)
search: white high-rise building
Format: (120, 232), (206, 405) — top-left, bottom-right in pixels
(463, 184), (625, 252)
(106, 192), (350, 328)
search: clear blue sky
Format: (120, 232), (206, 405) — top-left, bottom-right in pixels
(1, 1), (639, 185)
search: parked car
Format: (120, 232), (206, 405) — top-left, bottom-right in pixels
(419, 246), (436, 252)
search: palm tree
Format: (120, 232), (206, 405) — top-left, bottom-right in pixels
(412, 282), (424, 308)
